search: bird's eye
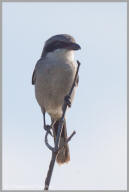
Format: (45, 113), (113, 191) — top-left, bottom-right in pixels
(54, 41), (61, 47)
(45, 41), (67, 53)
(54, 41), (68, 49)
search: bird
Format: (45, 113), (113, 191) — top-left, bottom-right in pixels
(32, 34), (81, 164)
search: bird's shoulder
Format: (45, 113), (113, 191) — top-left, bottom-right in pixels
(64, 60), (79, 87)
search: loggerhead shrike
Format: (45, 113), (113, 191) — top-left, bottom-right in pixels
(32, 34), (81, 164)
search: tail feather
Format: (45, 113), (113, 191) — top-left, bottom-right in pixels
(53, 119), (70, 164)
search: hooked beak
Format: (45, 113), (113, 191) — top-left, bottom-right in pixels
(68, 42), (81, 50)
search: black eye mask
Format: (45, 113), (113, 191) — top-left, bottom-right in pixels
(45, 41), (70, 53)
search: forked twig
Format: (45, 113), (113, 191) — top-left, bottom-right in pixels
(44, 60), (81, 190)
(58, 131), (76, 152)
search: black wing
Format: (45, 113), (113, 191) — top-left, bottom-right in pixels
(32, 69), (36, 85)
(32, 58), (43, 85)
(76, 75), (79, 86)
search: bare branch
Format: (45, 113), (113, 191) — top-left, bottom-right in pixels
(67, 130), (76, 143)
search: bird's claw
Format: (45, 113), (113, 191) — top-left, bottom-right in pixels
(44, 125), (53, 136)
(65, 95), (71, 107)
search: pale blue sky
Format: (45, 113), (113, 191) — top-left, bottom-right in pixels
(2, 2), (127, 190)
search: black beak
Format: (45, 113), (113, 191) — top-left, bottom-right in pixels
(68, 42), (81, 50)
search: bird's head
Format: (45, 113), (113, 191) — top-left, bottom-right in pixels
(41, 34), (81, 58)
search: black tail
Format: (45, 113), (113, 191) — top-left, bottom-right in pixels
(53, 119), (70, 164)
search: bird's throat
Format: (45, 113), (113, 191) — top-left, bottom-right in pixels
(46, 49), (75, 62)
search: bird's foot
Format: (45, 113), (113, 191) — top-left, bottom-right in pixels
(65, 95), (71, 107)
(44, 125), (53, 136)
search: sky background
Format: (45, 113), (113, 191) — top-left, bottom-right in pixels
(2, 2), (127, 190)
